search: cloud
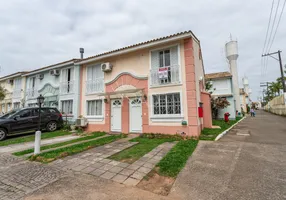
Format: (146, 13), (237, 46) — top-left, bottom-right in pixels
(0, 0), (285, 101)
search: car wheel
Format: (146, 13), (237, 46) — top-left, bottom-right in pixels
(0, 128), (7, 141)
(46, 121), (57, 132)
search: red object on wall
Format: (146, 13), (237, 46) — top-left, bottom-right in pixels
(198, 107), (203, 118)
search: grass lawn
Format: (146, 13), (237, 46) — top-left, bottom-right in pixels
(13, 132), (106, 156)
(156, 139), (198, 177)
(109, 135), (182, 163)
(30, 134), (125, 163)
(0, 130), (72, 147)
(199, 117), (243, 141)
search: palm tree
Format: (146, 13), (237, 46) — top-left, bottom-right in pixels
(270, 81), (282, 96)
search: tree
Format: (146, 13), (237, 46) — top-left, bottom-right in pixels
(211, 97), (230, 119)
(0, 86), (5, 101)
(205, 81), (215, 94)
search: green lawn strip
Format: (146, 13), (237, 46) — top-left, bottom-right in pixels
(30, 134), (125, 163)
(0, 130), (72, 147)
(13, 132), (106, 156)
(200, 117), (242, 141)
(109, 136), (180, 164)
(156, 139), (198, 177)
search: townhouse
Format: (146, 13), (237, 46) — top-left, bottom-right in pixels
(0, 72), (27, 113)
(22, 59), (81, 121)
(0, 31), (213, 136)
(205, 72), (236, 119)
(76, 31), (212, 136)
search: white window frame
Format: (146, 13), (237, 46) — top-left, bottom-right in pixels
(85, 64), (104, 95)
(149, 44), (182, 88)
(61, 67), (75, 82)
(85, 98), (104, 120)
(60, 99), (73, 115)
(150, 91), (184, 122)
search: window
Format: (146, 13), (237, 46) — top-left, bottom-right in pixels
(153, 93), (181, 115)
(61, 100), (73, 114)
(18, 110), (31, 118)
(61, 68), (74, 93)
(13, 102), (20, 109)
(159, 49), (170, 68)
(29, 77), (36, 89)
(28, 103), (38, 107)
(32, 109), (45, 116)
(14, 78), (21, 89)
(86, 64), (104, 94)
(87, 100), (103, 116)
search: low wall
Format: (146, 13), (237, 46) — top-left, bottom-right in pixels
(264, 94), (286, 116)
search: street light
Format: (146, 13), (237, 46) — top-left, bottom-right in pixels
(34, 94), (45, 155)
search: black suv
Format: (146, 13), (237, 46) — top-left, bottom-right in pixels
(0, 107), (63, 141)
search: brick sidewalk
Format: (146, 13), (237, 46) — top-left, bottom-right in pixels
(51, 139), (176, 186)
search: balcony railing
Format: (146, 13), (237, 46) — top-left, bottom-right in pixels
(60, 81), (74, 94)
(12, 89), (22, 99)
(86, 78), (104, 94)
(26, 88), (39, 99)
(150, 65), (180, 86)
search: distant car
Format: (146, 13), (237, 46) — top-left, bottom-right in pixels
(0, 107), (63, 141)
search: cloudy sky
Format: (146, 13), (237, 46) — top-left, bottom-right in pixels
(0, 0), (285, 101)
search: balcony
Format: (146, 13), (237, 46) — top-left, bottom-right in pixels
(60, 81), (74, 95)
(12, 89), (22, 99)
(86, 78), (104, 94)
(150, 65), (180, 87)
(26, 88), (39, 99)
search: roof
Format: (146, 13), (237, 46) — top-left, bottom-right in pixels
(0, 71), (29, 81)
(23, 59), (79, 76)
(76, 30), (199, 64)
(205, 72), (232, 80)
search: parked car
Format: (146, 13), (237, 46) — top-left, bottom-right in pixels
(0, 107), (63, 141)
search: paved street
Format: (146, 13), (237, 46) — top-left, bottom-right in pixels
(170, 110), (286, 200)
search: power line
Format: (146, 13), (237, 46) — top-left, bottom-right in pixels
(268, 0), (286, 52)
(262, 0), (275, 55)
(263, 0), (281, 83)
(265, 0), (281, 54)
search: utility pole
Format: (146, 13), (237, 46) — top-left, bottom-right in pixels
(260, 82), (271, 104)
(262, 50), (286, 93)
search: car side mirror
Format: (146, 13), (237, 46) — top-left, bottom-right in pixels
(14, 115), (20, 120)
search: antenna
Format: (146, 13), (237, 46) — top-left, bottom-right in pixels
(230, 33), (232, 41)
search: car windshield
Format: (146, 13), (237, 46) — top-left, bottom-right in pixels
(0, 109), (20, 119)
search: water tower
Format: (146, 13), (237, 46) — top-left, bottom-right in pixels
(225, 40), (241, 112)
(243, 77), (249, 95)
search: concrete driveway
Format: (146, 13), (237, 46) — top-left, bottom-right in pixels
(169, 110), (286, 200)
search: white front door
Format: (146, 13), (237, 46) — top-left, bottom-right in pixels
(129, 97), (142, 133)
(111, 99), (122, 132)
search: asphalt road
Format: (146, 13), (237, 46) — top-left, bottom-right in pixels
(170, 110), (286, 200)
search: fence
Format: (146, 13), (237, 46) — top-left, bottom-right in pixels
(264, 94), (286, 116)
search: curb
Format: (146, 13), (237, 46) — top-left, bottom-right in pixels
(214, 117), (246, 141)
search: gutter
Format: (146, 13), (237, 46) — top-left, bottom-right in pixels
(214, 117), (245, 141)
(22, 61), (75, 77)
(76, 33), (197, 65)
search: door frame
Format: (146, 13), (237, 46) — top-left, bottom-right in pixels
(129, 97), (142, 133)
(111, 99), (122, 132)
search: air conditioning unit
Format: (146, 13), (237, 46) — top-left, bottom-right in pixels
(36, 74), (44, 80)
(75, 117), (88, 127)
(101, 62), (113, 72)
(49, 69), (60, 76)
(7, 79), (14, 85)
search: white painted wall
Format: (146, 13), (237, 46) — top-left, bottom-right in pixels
(209, 78), (232, 95)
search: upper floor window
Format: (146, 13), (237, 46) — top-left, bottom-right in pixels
(86, 64), (104, 94)
(60, 68), (74, 94)
(150, 45), (180, 86)
(159, 50), (171, 67)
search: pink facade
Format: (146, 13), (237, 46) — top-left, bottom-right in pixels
(79, 33), (211, 137)
(201, 91), (213, 128)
